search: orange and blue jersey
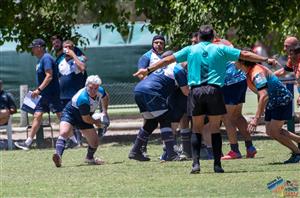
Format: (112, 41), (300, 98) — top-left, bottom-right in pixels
(247, 64), (292, 110)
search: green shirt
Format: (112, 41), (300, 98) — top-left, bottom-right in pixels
(174, 41), (241, 87)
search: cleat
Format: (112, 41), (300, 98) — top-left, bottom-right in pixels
(85, 157), (105, 165)
(246, 146), (257, 158)
(128, 152), (150, 161)
(14, 142), (30, 151)
(165, 154), (184, 161)
(283, 153), (300, 164)
(214, 165), (224, 173)
(190, 163), (200, 174)
(52, 153), (62, 167)
(221, 150), (242, 160)
(179, 152), (192, 161)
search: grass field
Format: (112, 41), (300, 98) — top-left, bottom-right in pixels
(1, 139), (299, 197)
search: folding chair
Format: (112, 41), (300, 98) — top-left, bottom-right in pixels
(26, 112), (54, 148)
(0, 117), (13, 150)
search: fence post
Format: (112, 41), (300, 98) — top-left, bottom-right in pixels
(286, 83), (295, 132)
(19, 85), (28, 126)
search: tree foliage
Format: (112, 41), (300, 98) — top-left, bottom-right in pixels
(0, 0), (130, 52)
(1, 0), (300, 53)
(135, 0), (300, 53)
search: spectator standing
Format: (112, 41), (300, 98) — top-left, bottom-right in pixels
(15, 38), (62, 150)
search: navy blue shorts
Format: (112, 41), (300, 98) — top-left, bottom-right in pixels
(264, 101), (293, 121)
(35, 95), (62, 113)
(134, 92), (168, 119)
(222, 80), (247, 105)
(168, 89), (187, 122)
(191, 84), (226, 116)
(60, 102), (94, 130)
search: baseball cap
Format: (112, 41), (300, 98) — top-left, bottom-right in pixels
(29, 38), (46, 48)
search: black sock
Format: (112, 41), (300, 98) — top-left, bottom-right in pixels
(245, 140), (253, 149)
(230, 143), (240, 153)
(86, 146), (97, 159)
(180, 129), (192, 157)
(131, 128), (151, 154)
(211, 133), (222, 166)
(191, 133), (202, 165)
(161, 128), (176, 157)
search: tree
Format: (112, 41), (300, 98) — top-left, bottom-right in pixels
(0, 0), (130, 52)
(1, 0), (300, 53)
(135, 0), (300, 53)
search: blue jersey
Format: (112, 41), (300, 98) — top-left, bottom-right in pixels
(71, 87), (106, 115)
(224, 62), (246, 86)
(137, 50), (162, 69)
(35, 53), (60, 98)
(174, 42), (241, 87)
(58, 57), (87, 100)
(134, 63), (187, 98)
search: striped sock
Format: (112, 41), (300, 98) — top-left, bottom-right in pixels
(55, 136), (66, 157)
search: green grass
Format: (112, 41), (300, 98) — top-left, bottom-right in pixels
(1, 140), (300, 197)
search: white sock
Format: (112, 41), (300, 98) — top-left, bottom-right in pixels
(69, 135), (78, 144)
(25, 137), (33, 146)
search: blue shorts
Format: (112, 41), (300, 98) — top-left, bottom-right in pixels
(134, 92), (168, 119)
(61, 99), (71, 109)
(168, 89), (187, 122)
(35, 95), (62, 113)
(60, 102), (94, 130)
(222, 80), (247, 105)
(265, 101), (292, 121)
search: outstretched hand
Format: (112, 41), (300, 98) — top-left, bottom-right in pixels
(267, 58), (281, 67)
(133, 68), (148, 79)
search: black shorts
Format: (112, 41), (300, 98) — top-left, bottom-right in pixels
(191, 85), (226, 116)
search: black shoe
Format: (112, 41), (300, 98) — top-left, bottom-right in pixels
(214, 165), (224, 173)
(190, 163), (200, 174)
(284, 153), (300, 164)
(128, 152), (150, 161)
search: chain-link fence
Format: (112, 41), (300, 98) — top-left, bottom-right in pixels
(7, 82), (138, 109)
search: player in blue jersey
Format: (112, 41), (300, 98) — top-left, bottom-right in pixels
(52, 36), (88, 147)
(134, 25), (279, 173)
(15, 38), (62, 150)
(136, 35), (166, 156)
(52, 75), (110, 167)
(59, 40), (87, 107)
(213, 38), (257, 160)
(129, 56), (189, 162)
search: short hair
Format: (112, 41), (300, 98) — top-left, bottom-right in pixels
(63, 40), (74, 47)
(191, 32), (199, 38)
(51, 35), (63, 42)
(85, 75), (102, 86)
(239, 47), (257, 67)
(199, 25), (214, 41)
